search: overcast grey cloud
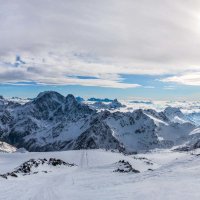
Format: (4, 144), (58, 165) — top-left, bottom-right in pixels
(0, 0), (200, 87)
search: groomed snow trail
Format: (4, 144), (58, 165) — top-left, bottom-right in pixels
(79, 150), (89, 168)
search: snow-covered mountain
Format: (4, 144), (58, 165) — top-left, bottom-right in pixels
(88, 97), (113, 102)
(187, 112), (200, 126)
(89, 99), (125, 110)
(75, 96), (85, 103)
(163, 106), (190, 123)
(0, 91), (199, 153)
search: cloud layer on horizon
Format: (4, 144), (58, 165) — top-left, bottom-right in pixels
(1, 0), (200, 87)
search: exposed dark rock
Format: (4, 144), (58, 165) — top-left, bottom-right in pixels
(73, 118), (124, 152)
(114, 160), (140, 173)
(0, 158), (76, 179)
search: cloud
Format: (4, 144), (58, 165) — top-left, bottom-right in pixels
(1, 0), (200, 87)
(163, 86), (176, 90)
(143, 86), (155, 89)
(0, 57), (140, 88)
(161, 73), (200, 86)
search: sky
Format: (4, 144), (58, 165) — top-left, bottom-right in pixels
(0, 0), (200, 100)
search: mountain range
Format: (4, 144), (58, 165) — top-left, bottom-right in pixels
(0, 91), (199, 153)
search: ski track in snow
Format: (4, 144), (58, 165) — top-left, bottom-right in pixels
(79, 150), (89, 168)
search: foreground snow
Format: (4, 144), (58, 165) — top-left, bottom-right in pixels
(1, 149), (200, 200)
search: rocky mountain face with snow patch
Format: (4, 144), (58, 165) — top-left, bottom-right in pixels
(0, 91), (199, 153)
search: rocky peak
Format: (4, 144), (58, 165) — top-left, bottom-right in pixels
(33, 91), (65, 110)
(64, 94), (94, 118)
(164, 107), (185, 121)
(34, 91), (65, 104)
(73, 119), (124, 151)
(76, 96), (84, 103)
(65, 94), (78, 109)
(109, 99), (125, 109)
(145, 109), (169, 122)
(28, 91), (65, 120)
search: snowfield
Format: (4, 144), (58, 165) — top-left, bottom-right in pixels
(1, 149), (200, 200)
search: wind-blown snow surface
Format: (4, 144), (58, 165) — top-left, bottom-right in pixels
(1, 149), (200, 200)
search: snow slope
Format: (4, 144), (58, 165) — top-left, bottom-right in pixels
(0, 149), (200, 200)
(0, 141), (16, 153)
